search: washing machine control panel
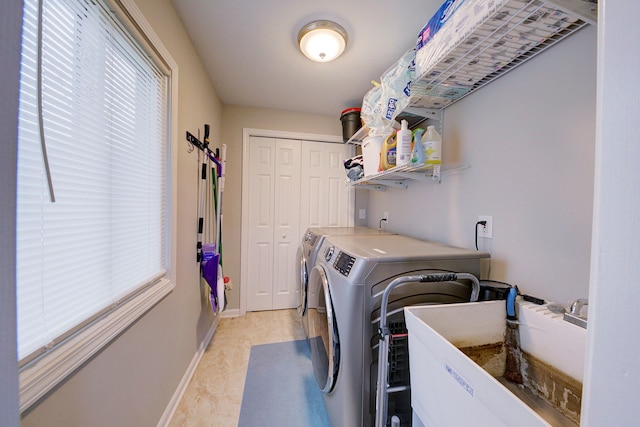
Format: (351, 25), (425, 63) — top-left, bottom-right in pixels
(305, 232), (319, 247)
(333, 251), (356, 277)
(324, 246), (334, 262)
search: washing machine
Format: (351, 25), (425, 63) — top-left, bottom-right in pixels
(296, 227), (395, 339)
(307, 234), (490, 427)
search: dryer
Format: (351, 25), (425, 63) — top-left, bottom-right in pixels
(307, 234), (490, 427)
(296, 227), (395, 339)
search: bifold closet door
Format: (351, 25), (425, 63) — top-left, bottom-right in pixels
(300, 140), (352, 229)
(246, 137), (301, 311)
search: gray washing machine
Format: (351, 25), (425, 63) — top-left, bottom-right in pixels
(296, 227), (395, 339)
(307, 234), (490, 427)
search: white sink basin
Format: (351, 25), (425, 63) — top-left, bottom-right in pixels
(404, 300), (585, 427)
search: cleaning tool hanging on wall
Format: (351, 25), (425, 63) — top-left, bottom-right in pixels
(186, 124), (226, 313)
(213, 144), (227, 312)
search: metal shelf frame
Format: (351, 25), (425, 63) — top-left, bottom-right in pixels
(409, 0), (591, 110)
(346, 0), (595, 191)
(348, 163), (470, 191)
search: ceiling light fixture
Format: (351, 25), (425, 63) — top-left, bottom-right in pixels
(298, 20), (348, 63)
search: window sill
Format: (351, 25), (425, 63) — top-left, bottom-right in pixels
(18, 278), (175, 413)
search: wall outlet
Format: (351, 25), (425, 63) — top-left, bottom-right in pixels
(383, 211), (389, 221)
(478, 215), (493, 239)
(359, 209), (366, 220)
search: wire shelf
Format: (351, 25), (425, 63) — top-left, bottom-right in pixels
(410, 0), (590, 110)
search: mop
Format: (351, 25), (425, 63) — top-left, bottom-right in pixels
(209, 144), (227, 312)
(216, 144), (227, 311)
(189, 125), (226, 313)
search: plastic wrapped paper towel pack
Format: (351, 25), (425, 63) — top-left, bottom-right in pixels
(414, 0), (583, 89)
(415, 0), (509, 78)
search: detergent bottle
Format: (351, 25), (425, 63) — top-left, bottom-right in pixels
(424, 125), (442, 165)
(379, 131), (397, 170)
(410, 128), (426, 165)
(396, 119), (412, 166)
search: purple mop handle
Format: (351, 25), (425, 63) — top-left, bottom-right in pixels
(207, 152), (222, 177)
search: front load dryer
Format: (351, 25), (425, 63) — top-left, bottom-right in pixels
(296, 227), (395, 339)
(307, 234), (490, 427)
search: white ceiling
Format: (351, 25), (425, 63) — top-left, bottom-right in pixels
(171, 0), (440, 117)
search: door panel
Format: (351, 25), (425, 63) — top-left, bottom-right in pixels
(308, 177), (321, 225)
(247, 137), (275, 311)
(328, 176), (343, 226)
(272, 139), (301, 309)
(300, 141), (353, 230)
(255, 242), (271, 296)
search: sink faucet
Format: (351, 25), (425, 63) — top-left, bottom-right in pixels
(569, 298), (588, 316)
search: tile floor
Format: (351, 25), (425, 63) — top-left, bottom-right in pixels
(169, 309), (306, 427)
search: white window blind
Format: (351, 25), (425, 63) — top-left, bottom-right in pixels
(17, 0), (169, 364)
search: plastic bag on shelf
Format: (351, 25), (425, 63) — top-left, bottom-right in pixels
(380, 48), (416, 122)
(361, 84), (385, 131)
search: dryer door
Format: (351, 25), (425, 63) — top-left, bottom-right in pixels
(296, 245), (308, 316)
(308, 265), (339, 393)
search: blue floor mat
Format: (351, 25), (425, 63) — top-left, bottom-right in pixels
(238, 339), (330, 427)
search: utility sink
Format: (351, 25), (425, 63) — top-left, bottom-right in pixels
(404, 300), (586, 427)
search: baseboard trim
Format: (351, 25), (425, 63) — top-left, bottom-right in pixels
(220, 308), (240, 318)
(157, 313), (220, 427)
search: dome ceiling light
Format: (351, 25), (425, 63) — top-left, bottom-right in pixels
(298, 20), (348, 63)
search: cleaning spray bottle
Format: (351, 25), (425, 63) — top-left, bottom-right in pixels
(396, 119), (411, 167)
(379, 131), (397, 170)
(410, 128), (425, 165)
(423, 125), (442, 165)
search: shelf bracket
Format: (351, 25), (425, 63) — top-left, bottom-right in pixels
(402, 107), (442, 123)
(432, 165), (441, 182)
(543, 0), (597, 25)
(378, 179), (409, 189)
(395, 166), (441, 184)
(399, 107), (444, 135)
(353, 183), (387, 192)
(349, 178), (409, 191)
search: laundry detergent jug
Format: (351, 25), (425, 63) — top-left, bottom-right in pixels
(380, 133), (397, 170)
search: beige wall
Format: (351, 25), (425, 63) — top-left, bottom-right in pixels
(220, 106), (343, 310)
(21, 0), (223, 425)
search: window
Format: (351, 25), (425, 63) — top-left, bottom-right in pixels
(16, 0), (176, 411)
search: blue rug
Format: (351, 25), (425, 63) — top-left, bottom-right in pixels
(238, 340), (330, 427)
